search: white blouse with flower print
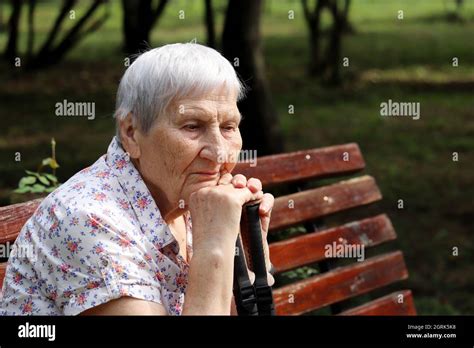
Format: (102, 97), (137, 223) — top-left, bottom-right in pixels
(0, 137), (193, 315)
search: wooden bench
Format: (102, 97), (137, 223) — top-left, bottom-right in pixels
(0, 143), (416, 315)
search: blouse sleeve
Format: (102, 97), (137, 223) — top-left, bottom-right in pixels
(2, 197), (166, 316)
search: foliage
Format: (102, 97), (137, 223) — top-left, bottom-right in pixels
(13, 138), (60, 194)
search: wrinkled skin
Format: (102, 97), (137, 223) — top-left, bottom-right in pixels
(120, 85), (274, 285)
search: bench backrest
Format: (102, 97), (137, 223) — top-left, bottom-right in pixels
(0, 143), (416, 315)
(233, 143), (416, 315)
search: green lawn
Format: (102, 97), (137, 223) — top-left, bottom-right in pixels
(0, 0), (473, 314)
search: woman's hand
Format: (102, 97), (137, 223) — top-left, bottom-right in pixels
(186, 182), (264, 315)
(188, 178), (264, 254)
(218, 173), (275, 286)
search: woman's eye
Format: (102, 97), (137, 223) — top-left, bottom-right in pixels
(184, 124), (200, 131)
(222, 125), (236, 132)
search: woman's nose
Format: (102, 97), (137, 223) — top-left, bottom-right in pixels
(199, 129), (230, 164)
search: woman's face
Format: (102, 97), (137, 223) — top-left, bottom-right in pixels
(132, 87), (243, 214)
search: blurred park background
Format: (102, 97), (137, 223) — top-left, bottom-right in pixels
(0, 0), (473, 314)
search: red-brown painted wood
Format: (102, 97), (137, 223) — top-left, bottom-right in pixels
(0, 262), (6, 289)
(339, 290), (416, 315)
(0, 198), (42, 244)
(269, 175), (382, 232)
(270, 214), (397, 273)
(233, 143), (365, 187)
(273, 251), (408, 315)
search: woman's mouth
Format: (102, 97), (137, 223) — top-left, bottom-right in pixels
(194, 171), (219, 175)
(193, 171), (220, 179)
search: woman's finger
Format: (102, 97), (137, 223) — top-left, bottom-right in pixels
(260, 214), (271, 238)
(267, 272), (275, 287)
(217, 172), (233, 185)
(259, 193), (274, 216)
(246, 177), (262, 193)
(231, 174), (247, 188)
(232, 185), (264, 207)
(247, 267), (274, 286)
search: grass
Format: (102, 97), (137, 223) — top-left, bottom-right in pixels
(0, 0), (473, 314)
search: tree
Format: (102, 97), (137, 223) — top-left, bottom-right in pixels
(121, 0), (168, 56)
(34, 0), (109, 68)
(302, 0), (325, 76)
(222, 0), (284, 155)
(0, 0), (4, 30)
(302, 0), (350, 84)
(341, 0), (354, 33)
(204, 0), (216, 48)
(3, 0), (110, 68)
(325, 0), (345, 84)
(26, 0), (36, 59)
(449, 0), (464, 21)
(4, 0), (22, 62)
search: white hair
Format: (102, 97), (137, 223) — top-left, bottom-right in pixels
(113, 43), (246, 142)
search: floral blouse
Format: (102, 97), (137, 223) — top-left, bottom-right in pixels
(0, 137), (193, 315)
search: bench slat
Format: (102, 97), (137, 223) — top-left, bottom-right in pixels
(0, 262), (6, 289)
(273, 251), (408, 315)
(269, 175), (382, 232)
(0, 198), (42, 244)
(270, 214), (397, 273)
(233, 143), (365, 187)
(339, 290), (416, 315)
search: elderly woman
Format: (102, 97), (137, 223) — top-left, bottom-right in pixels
(0, 43), (274, 315)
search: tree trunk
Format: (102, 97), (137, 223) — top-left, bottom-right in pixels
(122, 0), (168, 56)
(302, 0), (325, 76)
(26, 0), (36, 59)
(341, 0), (354, 33)
(0, 0), (5, 30)
(35, 0), (75, 60)
(302, 0), (345, 84)
(30, 0), (107, 69)
(222, 0), (284, 156)
(122, 0), (152, 55)
(325, 0), (344, 85)
(204, 0), (215, 48)
(4, 0), (22, 62)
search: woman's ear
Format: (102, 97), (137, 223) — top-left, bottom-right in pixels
(119, 113), (141, 159)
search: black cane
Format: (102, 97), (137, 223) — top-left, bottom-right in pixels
(233, 203), (275, 316)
